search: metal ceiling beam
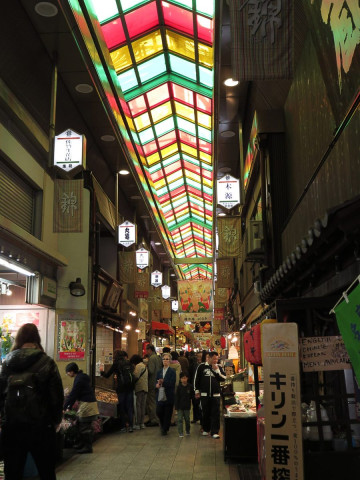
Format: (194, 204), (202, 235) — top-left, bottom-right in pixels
(174, 257), (213, 264)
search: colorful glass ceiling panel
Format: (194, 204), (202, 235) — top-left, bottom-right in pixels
(89, 0), (215, 280)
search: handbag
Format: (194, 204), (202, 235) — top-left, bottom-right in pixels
(158, 386), (167, 402)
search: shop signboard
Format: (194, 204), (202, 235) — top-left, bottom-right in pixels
(217, 174), (240, 210)
(171, 300), (178, 311)
(300, 335), (351, 372)
(193, 333), (212, 350)
(118, 221), (136, 247)
(262, 322), (304, 480)
(161, 285), (171, 299)
(57, 312), (86, 361)
(53, 129), (86, 176)
(137, 321), (146, 340)
(136, 247), (149, 270)
(171, 312), (182, 327)
(151, 270), (162, 288)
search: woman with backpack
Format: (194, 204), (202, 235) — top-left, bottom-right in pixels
(0, 323), (64, 480)
(101, 350), (135, 432)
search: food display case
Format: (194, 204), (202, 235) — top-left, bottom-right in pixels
(95, 387), (118, 419)
(223, 391), (259, 462)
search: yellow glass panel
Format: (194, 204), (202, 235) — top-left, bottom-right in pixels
(132, 30), (163, 63)
(181, 143), (197, 158)
(197, 111), (212, 129)
(203, 177), (212, 188)
(166, 30), (195, 61)
(167, 171), (183, 184)
(134, 112), (151, 130)
(154, 178), (167, 189)
(199, 150), (212, 164)
(126, 115), (135, 131)
(161, 143), (178, 159)
(187, 171), (201, 183)
(198, 43), (213, 68)
(110, 45), (132, 73)
(175, 102), (195, 121)
(151, 102), (172, 123)
(146, 151), (160, 166)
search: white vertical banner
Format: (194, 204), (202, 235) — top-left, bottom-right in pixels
(263, 323), (304, 480)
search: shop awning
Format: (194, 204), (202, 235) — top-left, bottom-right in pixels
(151, 321), (175, 336)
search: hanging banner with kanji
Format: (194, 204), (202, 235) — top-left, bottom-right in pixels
(53, 179), (83, 232)
(218, 217), (242, 257)
(178, 280), (213, 313)
(215, 286), (229, 308)
(334, 281), (360, 384)
(118, 251), (135, 284)
(139, 298), (149, 322)
(135, 271), (149, 298)
(162, 300), (171, 320)
(229, 0), (294, 81)
(262, 322), (304, 480)
(217, 258), (234, 288)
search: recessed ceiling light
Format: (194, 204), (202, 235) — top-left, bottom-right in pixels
(224, 78), (239, 87)
(154, 242), (161, 245)
(170, 273), (176, 277)
(119, 169), (130, 175)
(75, 83), (93, 94)
(218, 167), (232, 173)
(220, 130), (236, 138)
(140, 215), (150, 219)
(101, 134), (115, 142)
(35, 2), (58, 17)
(130, 195), (141, 200)
(218, 212), (226, 217)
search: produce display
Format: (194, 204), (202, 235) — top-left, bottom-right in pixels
(95, 388), (118, 404)
(225, 391), (260, 417)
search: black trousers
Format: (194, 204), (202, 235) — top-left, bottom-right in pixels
(2, 423), (57, 480)
(156, 402), (173, 432)
(201, 396), (221, 435)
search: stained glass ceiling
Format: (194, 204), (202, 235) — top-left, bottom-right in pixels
(87, 0), (215, 280)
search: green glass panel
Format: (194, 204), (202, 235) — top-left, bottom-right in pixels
(169, 178), (185, 190)
(156, 186), (168, 196)
(189, 196), (204, 207)
(182, 154), (200, 165)
(196, 0), (214, 18)
(117, 68), (138, 92)
(198, 125), (212, 142)
(203, 185), (212, 195)
(149, 164), (162, 174)
(138, 54), (167, 83)
(186, 178), (202, 190)
(92, 0), (118, 23)
(199, 66), (213, 88)
(154, 117), (175, 137)
(163, 204), (173, 213)
(168, 0), (193, 9)
(169, 54), (196, 81)
(177, 116), (196, 136)
(162, 153), (180, 166)
(120, 0), (151, 13)
(138, 126), (155, 144)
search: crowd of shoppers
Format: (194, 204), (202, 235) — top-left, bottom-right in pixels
(0, 326), (225, 478)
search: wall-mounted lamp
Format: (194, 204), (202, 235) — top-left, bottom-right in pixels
(69, 278), (85, 297)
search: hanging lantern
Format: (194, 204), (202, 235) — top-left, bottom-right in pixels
(220, 336), (226, 349)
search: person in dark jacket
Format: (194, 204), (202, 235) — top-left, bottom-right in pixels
(155, 353), (176, 435)
(174, 372), (194, 437)
(0, 323), (64, 479)
(194, 351), (226, 439)
(101, 349), (135, 432)
(64, 362), (99, 453)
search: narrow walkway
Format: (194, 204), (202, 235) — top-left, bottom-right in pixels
(56, 422), (240, 480)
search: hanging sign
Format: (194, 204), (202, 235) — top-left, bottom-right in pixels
(151, 270), (162, 288)
(136, 247), (149, 270)
(53, 129), (86, 176)
(118, 221), (136, 247)
(217, 174), (240, 210)
(161, 285), (171, 299)
(171, 300), (179, 312)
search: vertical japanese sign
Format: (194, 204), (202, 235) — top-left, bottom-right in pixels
(53, 179), (83, 232)
(229, 0), (293, 81)
(118, 221), (136, 247)
(53, 129), (86, 175)
(57, 312), (86, 361)
(263, 323), (304, 480)
(217, 175), (241, 210)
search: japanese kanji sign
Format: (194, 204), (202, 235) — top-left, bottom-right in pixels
(53, 129), (86, 176)
(151, 270), (163, 288)
(263, 322), (304, 480)
(118, 221), (136, 247)
(161, 284), (171, 299)
(334, 281), (360, 384)
(53, 179), (83, 232)
(217, 217), (242, 257)
(136, 247), (149, 270)
(217, 175), (241, 210)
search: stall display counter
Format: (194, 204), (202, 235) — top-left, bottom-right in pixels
(223, 414), (258, 461)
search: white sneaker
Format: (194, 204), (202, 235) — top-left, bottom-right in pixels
(202, 431), (209, 436)
(212, 434), (220, 439)
(140, 424), (146, 429)
(133, 425), (141, 430)
(179, 434), (184, 438)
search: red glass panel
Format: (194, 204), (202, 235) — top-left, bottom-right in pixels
(128, 95), (147, 116)
(171, 83), (194, 107)
(164, 160), (182, 176)
(162, 1), (193, 36)
(158, 130), (177, 149)
(135, 142), (144, 156)
(125, 2), (159, 39)
(170, 185), (186, 198)
(203, 192), (212, 202)
(188, 186), (201, 197)
(119, 97), (130, 116)
(184, 161), (201, 175)
(159, 192), (170, 203)
(197, 15), (213, 44)
(152, 169), (165, 182)
(142, 139), (158, 156)
(196, 93), (212, 113)
(147, 83), (170, 108)
(201, 168), (213, 180)
(199, 139), (212, 154)
(101, 18), (126, 50)
(179, 131), (197, 148)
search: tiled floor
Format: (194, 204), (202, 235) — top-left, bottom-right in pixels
(56, 422), (240, 480)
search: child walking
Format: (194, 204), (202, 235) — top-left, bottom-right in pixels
(175, 372), (193, 438)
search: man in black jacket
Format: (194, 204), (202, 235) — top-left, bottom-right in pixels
(194, 351), (226, 439)
(64, 362), (99, 453)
